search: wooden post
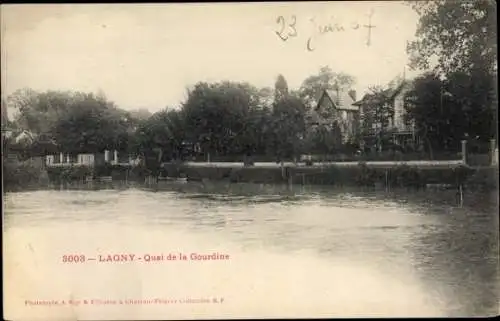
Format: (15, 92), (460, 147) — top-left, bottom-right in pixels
(490, 139), (497, 166)
(114, 150), (118, 164)
(59, 152), (64, 163)
(458, 184), (464, 207)
(461, 140), (468, 165)
(104, 150), (110, 163)
(385, 169), (388, 192)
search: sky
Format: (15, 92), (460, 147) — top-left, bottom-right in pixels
(1, 2), (421, 114)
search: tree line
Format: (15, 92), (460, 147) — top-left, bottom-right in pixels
(2, 1), (497, 164)
(405, 0), (497, 154)
(3, 67), (360, 163)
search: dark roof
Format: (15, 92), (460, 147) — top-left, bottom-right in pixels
(317, 89), (359, 111)
(386, 79), (414, 99)
(352, 93), (385, 106)
(353, 78), (415, 106)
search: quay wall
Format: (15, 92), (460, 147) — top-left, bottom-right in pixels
(161, 161), (489, 189)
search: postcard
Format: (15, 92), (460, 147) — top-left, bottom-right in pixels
(2, 2), (498, 320)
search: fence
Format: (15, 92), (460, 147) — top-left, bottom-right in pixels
(467, 139), (497, 166)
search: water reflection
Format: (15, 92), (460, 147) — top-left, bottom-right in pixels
(3, 182), (499, 318)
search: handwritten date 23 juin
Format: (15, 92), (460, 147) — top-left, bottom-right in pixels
(274, 13), (374, 51)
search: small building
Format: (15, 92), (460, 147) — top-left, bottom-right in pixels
(305, 89), (360, 144)
(353, 78), (420, 150)
(45, 150), (138, 167)
(14, 130), (35, 146)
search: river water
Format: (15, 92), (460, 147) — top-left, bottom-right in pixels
(3, 182), (499, 319)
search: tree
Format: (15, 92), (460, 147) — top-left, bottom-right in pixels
(51, 93), (130, 153)
(7, 89), (76, 135)
(404, 70), (496, 156)
(271, 96), (307, 161)
(368, 86), (394, 132)
(298, 66), (356, 109)
(132, 108), (186, 163)
(355, 85), (395, 152)
(256, 87), (275, 110)
(182, 81), (257, 159)
(406, 0), (497, 153)
(1, 98), (9, 128)
(445, 71), (496, 144)
(128, 108), (152, 123)
(274, 74), (289, 102)
(407, 0), (497, 75)
(308, 122), (342, 156)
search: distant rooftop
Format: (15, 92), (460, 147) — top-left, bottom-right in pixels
(318, 89), (359, 111)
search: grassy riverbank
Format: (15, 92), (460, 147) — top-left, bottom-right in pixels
(162, 161), (485, 189)
(2, 159), (48, 191)
(4, 160), (496, 192)
(45, 163), (150, 183)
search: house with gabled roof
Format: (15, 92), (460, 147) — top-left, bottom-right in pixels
(353, 77), (420, 150)
(305, 88), (360, 144)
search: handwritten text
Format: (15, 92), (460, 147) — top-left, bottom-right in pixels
(274, 11), (376, 51)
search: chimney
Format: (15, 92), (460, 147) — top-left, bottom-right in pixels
(348, 89), (357, 101)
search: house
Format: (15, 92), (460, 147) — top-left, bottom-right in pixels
(45, 149), (140, 167)
(353, 78), (420, 150)
(14, 130), (36, 145)
(384, 78), (420, 148)
(4, 130), (59, 164)
(305, 89), (360, 144)
(352, 92), (382, 135)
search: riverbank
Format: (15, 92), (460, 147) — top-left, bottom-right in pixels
(3, 159), (497, 192)
(161, 161), (495, 190)
(2, 161), (149, 192)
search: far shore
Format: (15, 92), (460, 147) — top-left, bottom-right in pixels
(162, 159), (468, 169)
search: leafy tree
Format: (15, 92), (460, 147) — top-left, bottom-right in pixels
(274, 74), (289, 102)
(369, 86), (394, 132)
(403, 73), (443, 157)
(407, 0), (497, 75)
(271, 96), (307, 161)
(256, 87), (275, 110)
(308, 123), (342, 156)
(354, 85), (394, 152)
(298, 66), (356, 109)
(1, 98), (9, 128)
(51, 93), (130, 153)
(445, 70), (497, 144)
(404, 70), (496, 157)
(128, 108), (153, 124)
(133, 108), (186, 162)
(182, 81), (256, 159)
(7, 89), (77, 135)
(405, 0), (497, 154)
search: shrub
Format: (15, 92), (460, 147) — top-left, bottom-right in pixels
(3, 159), (44, 190)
